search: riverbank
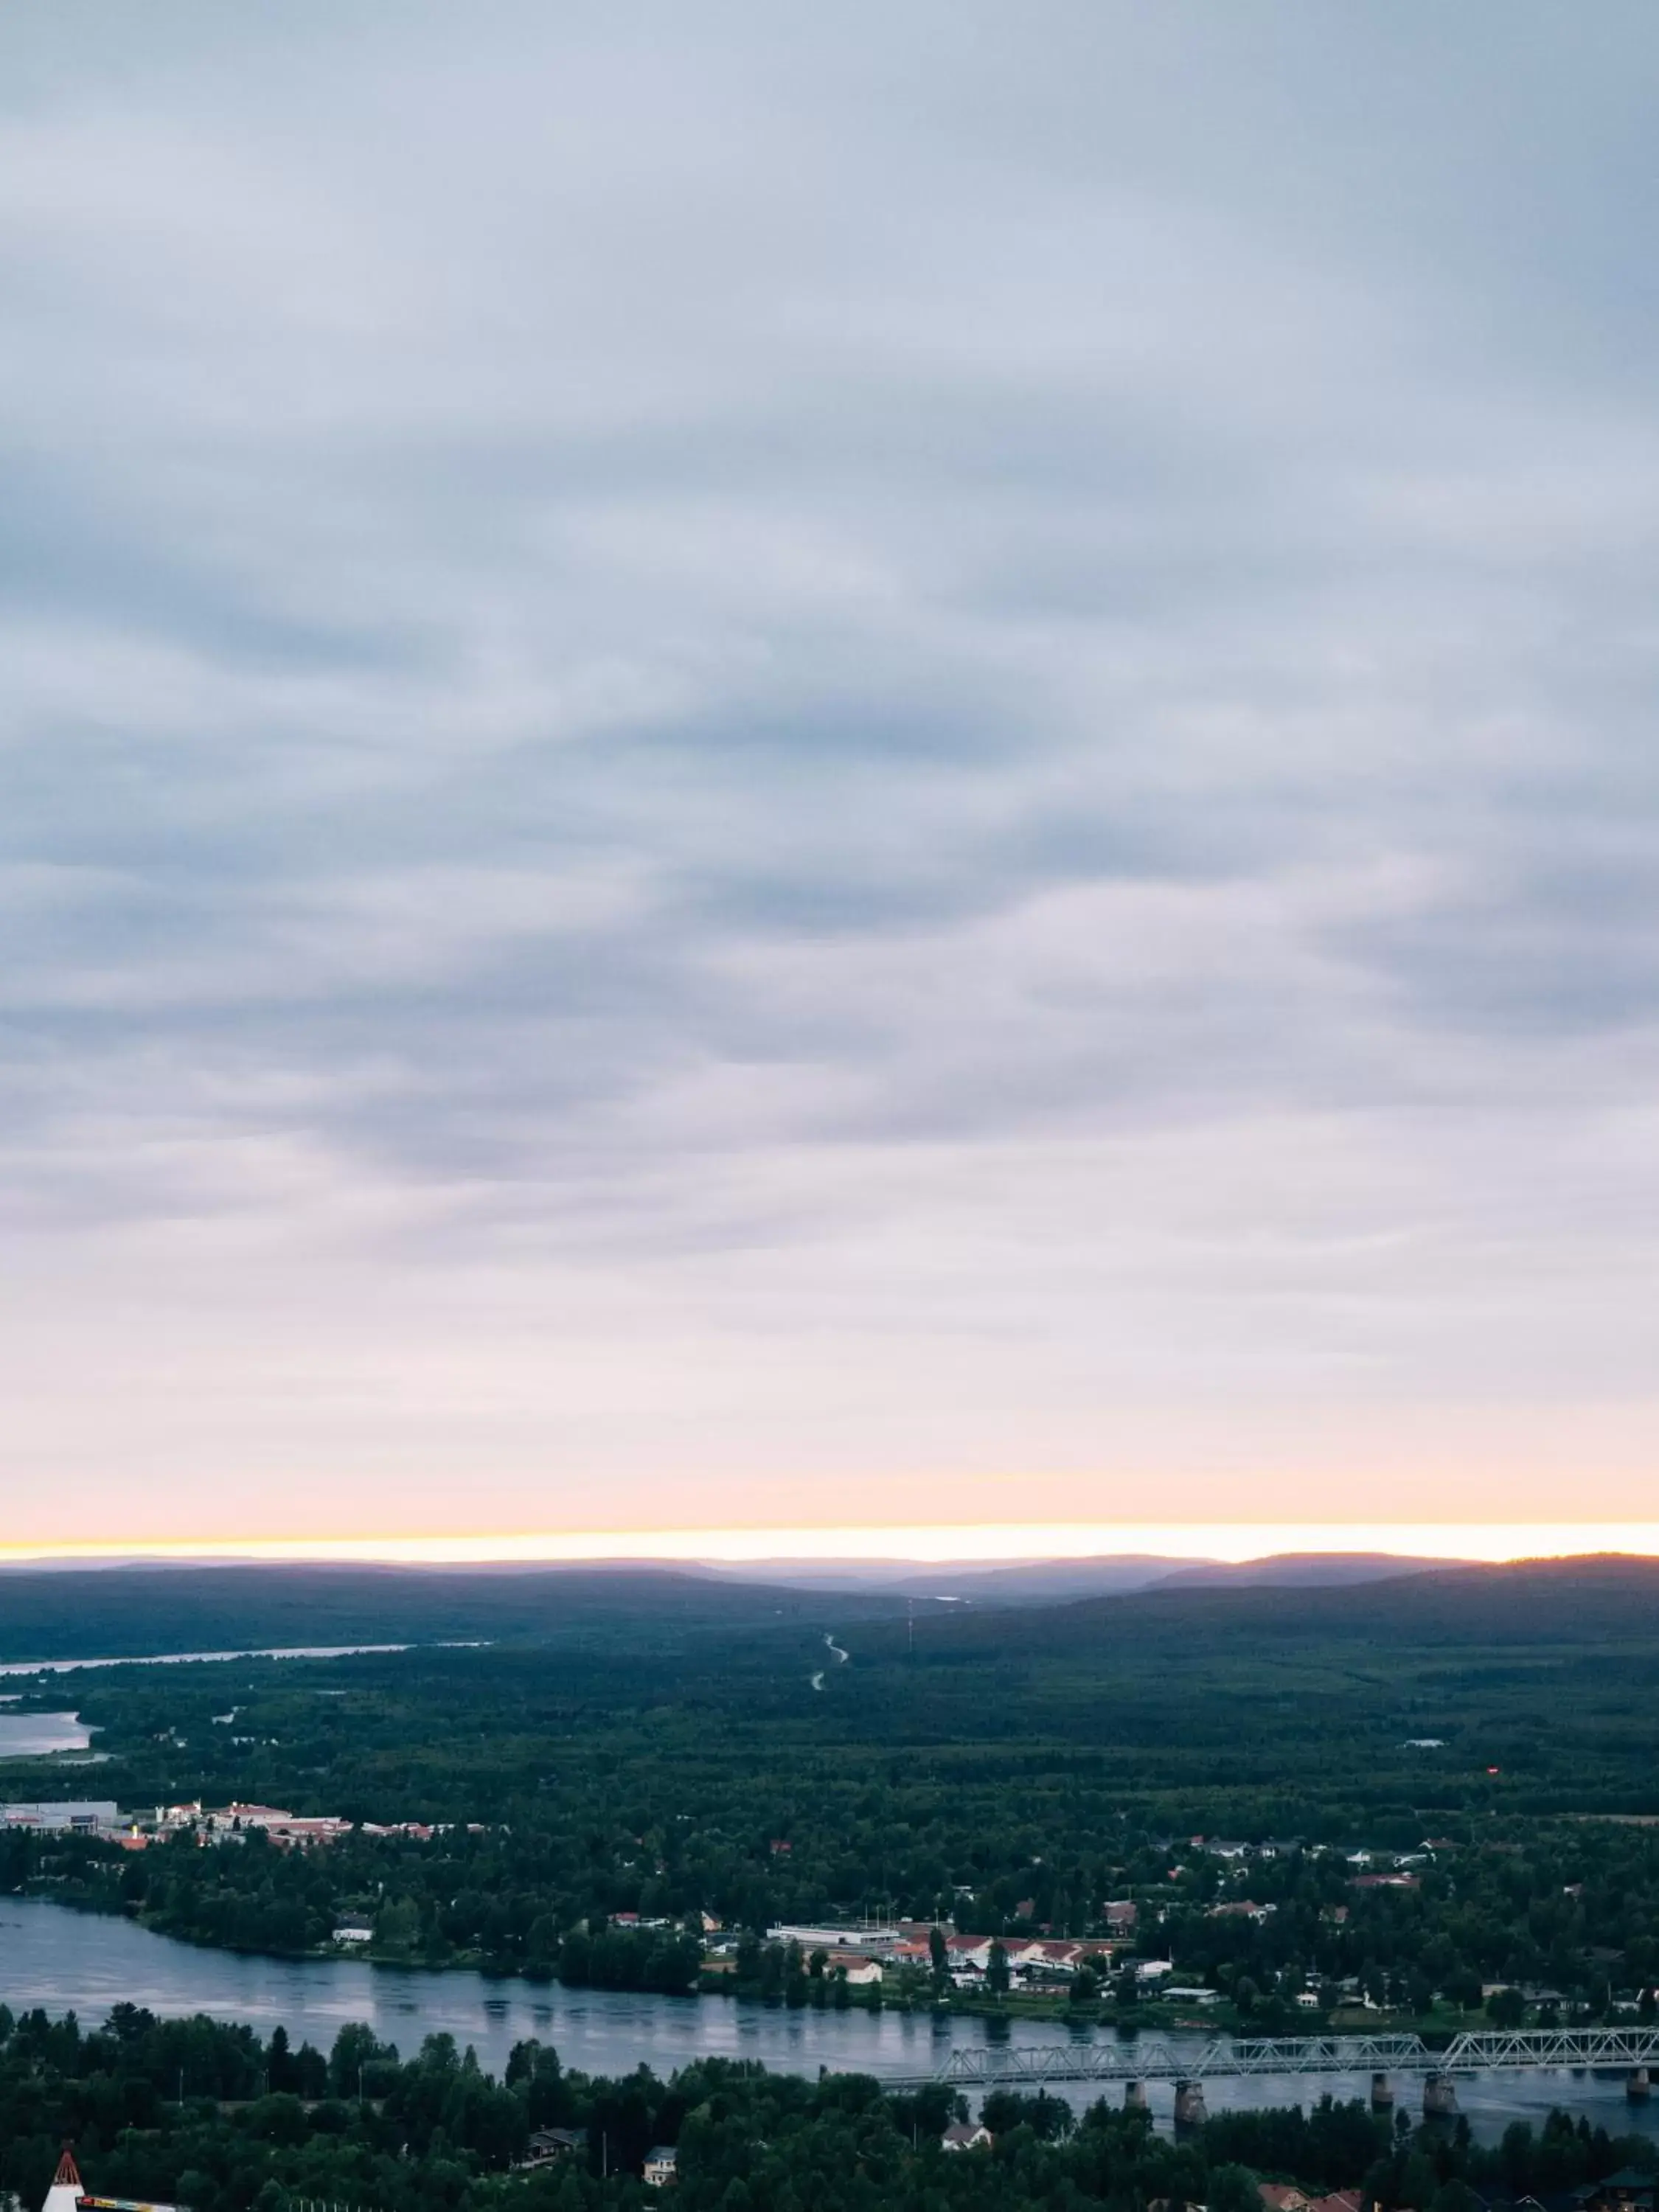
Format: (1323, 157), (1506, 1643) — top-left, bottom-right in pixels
(8, 1895), (1652, 2149)
(13, 1977), (1618, 2212)
(27, 1879), (1499, 2044)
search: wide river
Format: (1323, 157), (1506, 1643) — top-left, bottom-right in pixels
(2, 1900), (1657, 2140)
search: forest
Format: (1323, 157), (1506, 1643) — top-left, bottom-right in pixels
(1, 1997), (1658, 2212)
(7, 1559), (1659, 2025)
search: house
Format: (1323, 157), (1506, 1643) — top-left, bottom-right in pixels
(941, 2124), (994, 2152)
(818, 1953), (885, 1985)
(1350, 1872), (1419, 1891)
(1573, 2173), (1655, 2212)
(642, 2146), (678, 2188)
(1104, 1901), (1138, 1931)
(1009, 1940), (1083, 1984)
(523, 2127), (585, 2166)
(938, 1935), (996, 1978)
(333, 1921), (374, 1945)
(1258, 2186), (1312, 2212)
(1208, 1900), (1276, 1923)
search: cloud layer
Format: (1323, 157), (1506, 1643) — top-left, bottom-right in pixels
(4, 3), (1659, 1542)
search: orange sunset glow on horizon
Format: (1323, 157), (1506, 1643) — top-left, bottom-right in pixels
(6, 1523), (1659, 1569)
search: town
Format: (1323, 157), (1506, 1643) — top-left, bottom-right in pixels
(6, 1800), (1643, 2034)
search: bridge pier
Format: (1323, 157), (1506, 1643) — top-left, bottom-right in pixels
(1423, 2073), (1458, 2118)
(1123, 2081), (1147, 2112)
(1174, 2080), (1208, 2129)
(1371, 2073), (1394, 2112)
(1628, 2068), (1651, 2101)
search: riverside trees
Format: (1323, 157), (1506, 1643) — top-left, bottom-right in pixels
(1, 2002), (1657, 2212)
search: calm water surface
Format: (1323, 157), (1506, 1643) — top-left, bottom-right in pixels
(2, 1900), (1657, 2140)
(0, 1646), (415, 1678)
(0, 1712), (91, 1755)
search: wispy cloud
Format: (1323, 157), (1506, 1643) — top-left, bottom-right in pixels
(4, 3), (1658, 1540)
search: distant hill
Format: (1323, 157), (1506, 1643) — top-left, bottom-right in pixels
(1149, 1551), (1466, 1590)
(0, 1562), (911, 1665)
(710, 1550), (1480, 1604)
(4, 1550), (1647, 1669)
(860, 1551), (1659, 1664)
(704, 1555), (1203, 1602)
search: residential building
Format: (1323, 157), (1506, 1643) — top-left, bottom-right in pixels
(1573, 2172), (1656, 2212)
(522, 2128), (585, 2166)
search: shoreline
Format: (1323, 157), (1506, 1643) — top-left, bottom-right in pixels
(27, 1884), (1475, 2044)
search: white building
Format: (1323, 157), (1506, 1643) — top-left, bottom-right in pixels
(42, 2149), (181, 2212)
(41, 2147), (85, 2212)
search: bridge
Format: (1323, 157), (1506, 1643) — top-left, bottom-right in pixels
(878, 2028), (1659, 2116)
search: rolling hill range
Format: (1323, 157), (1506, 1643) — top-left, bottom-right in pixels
(867, 1551), (1659, 1659)
(0, 1562), (911, 1663)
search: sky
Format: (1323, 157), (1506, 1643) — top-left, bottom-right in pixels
(4, 4), (1659, 1559)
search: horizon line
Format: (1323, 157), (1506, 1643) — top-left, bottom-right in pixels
(7, 1521), (1659, 1568)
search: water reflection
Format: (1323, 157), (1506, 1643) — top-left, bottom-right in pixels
(2, 1899), (1658, 2143)
(0, 1712), (91, 1756)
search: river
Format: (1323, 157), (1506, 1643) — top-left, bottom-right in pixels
(2, 1900), (1658, 2140)
(0, 1646), (418, 1679)
(0, 1711), (93, 1756)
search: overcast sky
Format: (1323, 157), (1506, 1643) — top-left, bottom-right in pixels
(5, 4), (1659, 1552)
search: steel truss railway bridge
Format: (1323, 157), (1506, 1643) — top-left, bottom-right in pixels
(882, 2029), (1659, 2120)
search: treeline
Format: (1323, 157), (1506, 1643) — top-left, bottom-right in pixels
(4, 1999), (1659, 2212)
(27, 1826), (706, 1994)
(29, 1808), (1659, 2029)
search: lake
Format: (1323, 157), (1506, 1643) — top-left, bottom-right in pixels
(1, 1899), (1657, 2140)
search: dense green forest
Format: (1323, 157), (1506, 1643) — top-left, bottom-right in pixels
(0, 1567), (903, 1664)
(1, 1997), (1656, 2212)
(7, 1559), (1659, 2023)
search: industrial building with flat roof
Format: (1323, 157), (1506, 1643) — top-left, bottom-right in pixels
(1, 1800), (121, 1833)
